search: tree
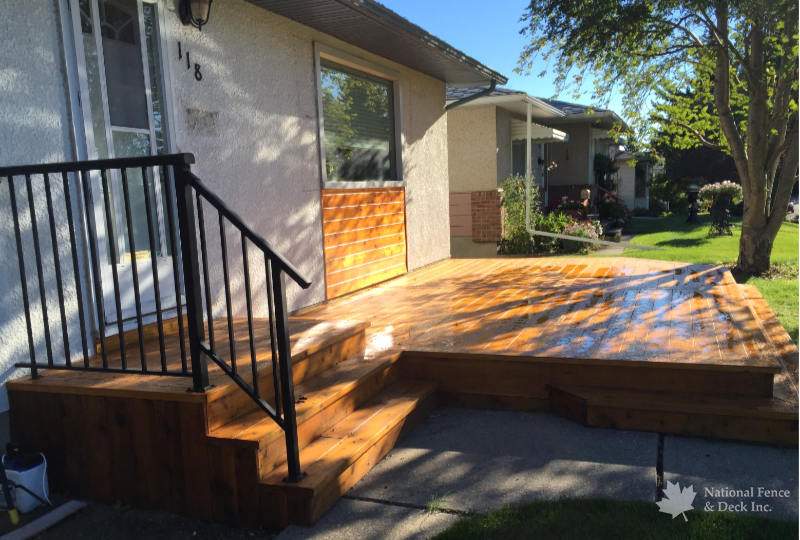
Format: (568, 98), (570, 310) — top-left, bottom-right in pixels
(518, 0), (798, 274)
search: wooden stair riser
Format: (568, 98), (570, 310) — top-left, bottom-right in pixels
(399, 353), (776, 400)
(548, 387), (797, 447)
(258, 361), (401, 475)
(206, 330), (366, 430)
(276, 385), (437, 525)
(585, 405), (798, 446)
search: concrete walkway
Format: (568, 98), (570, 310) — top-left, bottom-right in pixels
(278, 408), (798, 540)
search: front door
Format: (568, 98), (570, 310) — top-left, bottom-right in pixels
(70, 0), (176, 327)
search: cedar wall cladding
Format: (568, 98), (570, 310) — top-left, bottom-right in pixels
(470, 190), (502, 242)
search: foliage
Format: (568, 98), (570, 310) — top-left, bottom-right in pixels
(435, 498), (798, 540)
(597, 198), (629, 222)
(499, 175), (539, 254)
(594, 152), (619, 190)
(517, 0), (799, 274)
(699, 181), (742, 236)
(562, 220), (603, 254)
(649, 171), (689, 213)
(498, 175), (581, 255)
(698, 180), (743, 203)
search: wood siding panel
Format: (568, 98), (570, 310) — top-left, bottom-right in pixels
(322, 188), (407, 299)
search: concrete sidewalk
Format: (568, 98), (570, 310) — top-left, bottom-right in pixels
(278, 408), (798, 540)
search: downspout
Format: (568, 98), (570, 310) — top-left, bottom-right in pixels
(444, 79), (497, 111)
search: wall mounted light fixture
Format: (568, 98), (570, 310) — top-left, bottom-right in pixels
(179, 0), (213, 31)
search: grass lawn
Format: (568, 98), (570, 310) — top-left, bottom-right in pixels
(619, 214), (798, 343)
(434, 499), (797, 540)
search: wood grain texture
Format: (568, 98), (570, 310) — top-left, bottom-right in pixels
(321, 188), (407, 299)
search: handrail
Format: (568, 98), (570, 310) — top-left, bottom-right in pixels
(0, 153), (195, 176)
(186, 172), (311, 289)
(5, 153), (307, 482)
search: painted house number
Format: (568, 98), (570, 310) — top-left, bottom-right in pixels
(177, 41), (203, 81)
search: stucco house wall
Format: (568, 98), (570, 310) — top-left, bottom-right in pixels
(447, 105), (497, 192)
(0, 0), (85, 413)
(0, 0), (451, 413)
(495, 108), (513, 183)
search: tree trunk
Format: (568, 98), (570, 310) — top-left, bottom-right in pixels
(737, 212), (778, 275)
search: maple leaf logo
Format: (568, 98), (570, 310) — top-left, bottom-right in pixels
(656, 481), (696, 521)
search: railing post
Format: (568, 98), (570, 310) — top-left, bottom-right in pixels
(174, 162), (210, 392)
(271, 265), (302, 482)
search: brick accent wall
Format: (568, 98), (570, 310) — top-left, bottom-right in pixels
(470, 190), (502, 242)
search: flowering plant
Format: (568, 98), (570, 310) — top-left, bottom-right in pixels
(698, 181), (742, 203)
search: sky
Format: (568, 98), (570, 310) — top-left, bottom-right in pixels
(379, 0), (626, 114)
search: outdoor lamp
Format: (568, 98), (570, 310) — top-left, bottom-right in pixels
(686, 183), (700, 224)
(179, 0), (213, 30)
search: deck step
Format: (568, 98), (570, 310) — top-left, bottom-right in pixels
(205, 319), (369, 430)
(549, 385), (798, 446)
(209, 351), (402, 473)
(261, 378), (437, 526)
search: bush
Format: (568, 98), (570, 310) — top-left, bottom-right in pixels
(597, 198), (630, 221)
(699, 181), (742, 236)
(561, 220), (603, 254)
(532, 210), (573, 253)
(649, 172), (689, 213)
(499, 175), (540, 255)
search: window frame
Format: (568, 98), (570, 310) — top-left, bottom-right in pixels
(314, 42), (404, 188)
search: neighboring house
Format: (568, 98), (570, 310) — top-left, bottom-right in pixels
(534, 98), (630, 206)
(0, 0), (506, 423)
(445, 87), (567, 257)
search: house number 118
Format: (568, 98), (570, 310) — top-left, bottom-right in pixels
(177, 41), (203, 81)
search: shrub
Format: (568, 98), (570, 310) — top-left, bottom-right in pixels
(499, 175), (541, 255)
(532, 211), (573, 253)
(597, 198), (630, 221)
(699, 181), (742, 236)
(561, 220), (603, 254)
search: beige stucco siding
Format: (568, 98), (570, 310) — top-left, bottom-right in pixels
(447, 105), (498, 192)
(167, 0), (450, 309)
(495, 108), (512, 183)
(0, 0), (81, 411)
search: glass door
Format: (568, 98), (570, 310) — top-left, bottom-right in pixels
(71, 0), (176, 327)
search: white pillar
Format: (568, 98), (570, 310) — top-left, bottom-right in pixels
(525, 102), (533, 229)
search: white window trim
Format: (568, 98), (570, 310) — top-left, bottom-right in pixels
(313, 42), (404, 189)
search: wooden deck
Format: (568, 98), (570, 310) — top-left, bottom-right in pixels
(7, 256), (798, 529)
(298, 257), (784, 373)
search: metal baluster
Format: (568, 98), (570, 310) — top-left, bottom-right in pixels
(271, 266), (302, 482)
(25, 174), (54, 367)
(241, 235), (259, 398)
(120, 168), (147, 371)
(196, 192), (215, 350)
(43, 173), (71, 366)
(62, 171), (90, 366)
(219, 215), (237, 373)
(100, 169), (126, 368)
(141, 166), (167, 371)
(160, 165), (187, 372)
(80, 170), (109, 367)
(7, 176), (37, 378)
(265, 257), (282, 418)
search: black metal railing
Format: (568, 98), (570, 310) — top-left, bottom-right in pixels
(0, 153), (310, 482)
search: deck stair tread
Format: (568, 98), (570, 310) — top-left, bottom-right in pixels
(262, 378), (436, 487)
(550, 385), (798, 419)
(209, 351), (401, 446)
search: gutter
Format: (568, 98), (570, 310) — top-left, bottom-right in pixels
(444, 79), (497, 111)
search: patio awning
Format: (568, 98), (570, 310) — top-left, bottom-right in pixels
(247, 0), (507, 86)
(446, 86), (565, 120)
(511, 120), (569, 143)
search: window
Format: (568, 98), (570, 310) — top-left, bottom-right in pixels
(319, 60), (397, 182)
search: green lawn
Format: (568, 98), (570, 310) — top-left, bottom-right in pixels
(620, 215), (798, 343)
(435, 499), (797, 540)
